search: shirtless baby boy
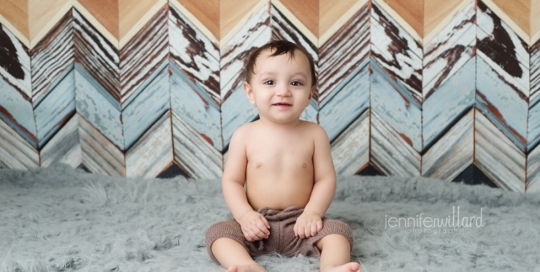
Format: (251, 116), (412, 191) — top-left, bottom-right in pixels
(206, 40), (360, 272)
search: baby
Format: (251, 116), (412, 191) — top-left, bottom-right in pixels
(206, 40), (360, 272)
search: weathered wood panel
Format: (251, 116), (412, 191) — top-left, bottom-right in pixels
(330, 109), (369, 176)
(475, 109), (526, 192)
(0, 25), (31, 97)
(78, 114), (125, 176)
(126, 111), (172, 178)
(371, 1), (422, 102)
(172, 111), (222, 179)
(528, 40), (540, 152)
(0, 116), (39, 170)
(371, 110), (420, 176)
(371, 59), (422, 152)
(318, 4), (370, 104)
(40, 113), (81, 168)
(423, 58), (475, 149)
(122, 65), (170, 150)
(422, 109), (474, 180)
(169, 4), (220, 104)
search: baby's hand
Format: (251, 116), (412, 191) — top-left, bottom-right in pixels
(294, 211), (323, 238)
(238, 210), (270, 242)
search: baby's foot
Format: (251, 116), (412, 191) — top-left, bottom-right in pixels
(226, 263), (266, 272)
(327, 262), (361, 272)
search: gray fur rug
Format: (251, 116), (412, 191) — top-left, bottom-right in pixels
(1, 164), (540, 272)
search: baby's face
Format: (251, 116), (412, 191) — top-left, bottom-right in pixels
(244, 49), (314, 125)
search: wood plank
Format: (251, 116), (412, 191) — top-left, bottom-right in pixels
(73, 9), (120, 101)
(74, 64), (123, 150)
(220, 3), (270, 101)
(371, 110), (421, 176)
(476, 54), (528, 152)
(379, 0), (423, 37)
(371, 1), (423, 100)
(424, 0), (464, 39)
(0, 0), (29, 38)
(475, 109), (526, 192)
(30, 11), (73, 104)
(331, 110), (369, 176)
(527, 142), (540, 192)
(77, 0), (119, 39)
(122, 65), (169, 150)
(221, 83), (259, 149)
(423, 58), (475, 149)
(126, 111), (172, 178)
(40, 114), (81, 168)
(169, 4), (220, 104)
(277, 0), (318, 37)
(78, 114), (125, 176)
(0, 25), (31, 98)
(220, 0), (261, 41)
(172, 111), (222, 179)
(120, 5), (168, 106)
(28, 0), (71, 40)
(319, 4), (370, 103)
(423, 1), (475, 99)
(320, 60), (369, 142)
(170, 63), (222, 151)
(319, 0), (360, 39)
(492, 0), (531, 36)
(481, 0), (530, 45)
(422, 109), (473, 181)
(176, 0), (218, 38)
(371, 58), (422, 152)
(533, 0), (540, 43)
(0, 115), (39, 170)
(34, 69), (75, 148)
(529, 41), (540, 151)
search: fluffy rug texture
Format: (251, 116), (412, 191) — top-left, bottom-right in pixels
(1, 164), (540, 272)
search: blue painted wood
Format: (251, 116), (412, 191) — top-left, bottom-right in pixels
(222, 83), (259, 149)
(0, 116), (38, 169)
(320, 60), (370, 142)
(476, 55), (527, 152)
(371, 58), (422, 152)
(40, 114), (81, 168)
(0, 74), (37, 148)
(331, 110), (370, 176)
(528, 41), (540, 151)
(0, 25), (31, 98)
(75, 64), (123, 150)
(123, 65), (170, 150)
(170, 62), (222, 151)
(35, 68), (75, 148)
(423, 58), (475, 149)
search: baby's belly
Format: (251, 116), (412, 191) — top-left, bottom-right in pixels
(246, 174), (314, 211)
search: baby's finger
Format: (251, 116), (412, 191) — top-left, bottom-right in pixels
(260, 216), (270, 229)
(310, 223), (318, 236)
(317, 220), (323, 232)
(255, 220), (270, 236)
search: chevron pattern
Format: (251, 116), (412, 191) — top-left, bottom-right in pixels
(2, 0), (540, 192)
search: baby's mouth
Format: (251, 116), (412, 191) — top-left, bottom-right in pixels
(273, 103), (292, 106)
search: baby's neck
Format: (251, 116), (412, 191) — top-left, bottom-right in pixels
(256, 118), (302, 131)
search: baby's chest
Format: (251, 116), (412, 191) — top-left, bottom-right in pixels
(247, 140), (314, 170)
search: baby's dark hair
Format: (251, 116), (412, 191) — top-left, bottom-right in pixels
(244, 40), (316, 86)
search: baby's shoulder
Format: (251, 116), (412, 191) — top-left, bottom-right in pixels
(299, 120), (327, 136)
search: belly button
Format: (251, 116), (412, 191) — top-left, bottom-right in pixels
(302, 163), (306, 168)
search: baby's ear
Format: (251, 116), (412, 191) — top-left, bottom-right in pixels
(309, 85), (315, 100)
(244, 82), (256, 105)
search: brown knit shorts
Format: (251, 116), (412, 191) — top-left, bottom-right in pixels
(205, 206), (353, 262)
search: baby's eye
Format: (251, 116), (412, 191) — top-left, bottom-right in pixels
(264, 80), (275, 85)
(290, 81), (303, 86)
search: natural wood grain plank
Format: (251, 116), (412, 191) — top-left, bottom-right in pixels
(278, 0), (318, 36)
(0, 115), (39, 170)
(319, 0), (359, 38)
(172, 111), (222, 179)
(331, 110), (369, 176)
(78, 0), (119, 39)
(424, 0), (464, 38)
(382, 0), (423, 37)
(40, 114), (81, 168)
(220, 0), (260, 40)
(475, 109), (526, 192)
(119, 0), (160, 38)
(481, 0), (530, 45)
(28, 0), (70, 37)
(422, 109), (473, 181)
(533, 0), (540, 43)
(78, 114), (125, 176)
(0, 0), (29, 38)
(176, 0), (218, 38)
(371, 110), (421, 176)
(126, 111), (172, 178)
(492, 0), (531, 36)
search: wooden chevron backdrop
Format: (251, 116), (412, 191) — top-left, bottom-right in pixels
(1, 0), (540, 192)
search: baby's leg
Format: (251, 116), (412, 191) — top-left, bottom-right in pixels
(315, 234), (360, 272)
(212, 238), (266, 272)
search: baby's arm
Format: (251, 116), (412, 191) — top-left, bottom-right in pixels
(222, 126), (270, 242)
(294, 125), (337, 238)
